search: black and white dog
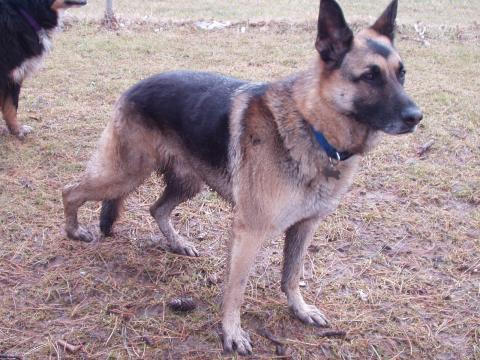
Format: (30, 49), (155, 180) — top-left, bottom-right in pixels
(0, 0), (86, 139)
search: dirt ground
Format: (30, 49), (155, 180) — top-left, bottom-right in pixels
(0, 1), (479, 359)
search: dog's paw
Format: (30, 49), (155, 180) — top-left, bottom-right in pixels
(169, 240), (200, 257)
(223, 326), (252, 356)
(66, 226), (96, 243)
(16, 125), (34, 140)
(291, 303), (329, 327)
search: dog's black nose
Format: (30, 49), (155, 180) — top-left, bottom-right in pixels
(401, 107), (423, 126)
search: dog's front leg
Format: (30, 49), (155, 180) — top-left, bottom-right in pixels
(1, 83), (32, 139)
(222, 218), (267, 355)
(281, 216), (329, 327)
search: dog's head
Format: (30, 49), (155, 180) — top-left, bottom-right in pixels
(50, 0), (87, 11)
(9, 0), (87, 30)
(316, 0), (422, 135)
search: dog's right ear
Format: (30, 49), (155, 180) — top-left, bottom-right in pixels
(315, 0), (353, 68)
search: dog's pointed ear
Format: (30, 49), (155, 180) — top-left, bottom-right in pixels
(315, 0), (353, 68)
(371, 0), (398, 42)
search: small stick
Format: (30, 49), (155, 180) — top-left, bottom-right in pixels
(256, 328), (289, 357)
(0, 355), (22, 360)
(317, 330), (347, 338)
(256, 328), (285, 346)
(107, 307), (134, 320)
(57, 339), (82, 354)
(417, 139), (435, 157)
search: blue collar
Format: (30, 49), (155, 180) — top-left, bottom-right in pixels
(309, 124), (354, 161)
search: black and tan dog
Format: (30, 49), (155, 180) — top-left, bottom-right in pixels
(0, 0), (87, 139)
(63, 0), (422, 355)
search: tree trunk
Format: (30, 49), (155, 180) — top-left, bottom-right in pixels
(105, 0), (114, 17)
(102, 0), (118, 29)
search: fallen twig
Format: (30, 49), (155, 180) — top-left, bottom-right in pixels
(107, 307), (135, 320)
(417, 139), (435, 157)
(256, 328), (289, 357)
(317, 330), (347, 338)
(57, 339), (83, 354)
(256, 328), (285, 346)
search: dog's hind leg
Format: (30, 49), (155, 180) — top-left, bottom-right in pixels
(1, 83), (32, 139)
(99, 197), (125, 237)
(150, 164), (203, 257)
(281, 216), (329, 327)
(63, 119), (157, 242)
(63, 169), (151, 243)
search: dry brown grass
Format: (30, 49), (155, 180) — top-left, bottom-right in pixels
(1, 5), (479, 360)
(75, 0), (480, 27)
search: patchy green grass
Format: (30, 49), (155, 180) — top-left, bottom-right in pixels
(0, 5), (479, 360)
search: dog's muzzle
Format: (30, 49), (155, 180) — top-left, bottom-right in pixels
(401, 106), (423, 128)
(65, 0), (87, 6)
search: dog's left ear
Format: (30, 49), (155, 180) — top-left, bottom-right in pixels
(315, 0), (353, 68)
(371, 0), (398, 42)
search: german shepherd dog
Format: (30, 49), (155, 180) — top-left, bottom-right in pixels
(63, 0), (422, 355)
(0, 0), (86, 139)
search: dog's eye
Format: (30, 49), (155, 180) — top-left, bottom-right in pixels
(362, 72), (375, 81)
(361, 65), (380, 82)
(399, 68), (407, 82)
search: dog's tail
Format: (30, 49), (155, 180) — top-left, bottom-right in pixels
(100, 197), (124, 236)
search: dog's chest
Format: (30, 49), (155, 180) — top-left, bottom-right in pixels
(10, 30), (52, 84)
(300, 159), (360, 215)
(268, 158), (359, 231)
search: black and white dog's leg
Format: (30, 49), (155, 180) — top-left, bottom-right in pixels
(1, 82), (33, 139)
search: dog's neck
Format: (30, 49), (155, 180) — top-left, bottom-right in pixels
(17, 8), (43, 33)
(10, 2), (60, 33)
(292, 63), (381, 156)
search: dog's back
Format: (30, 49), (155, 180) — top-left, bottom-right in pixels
(125, 71), (247, 168)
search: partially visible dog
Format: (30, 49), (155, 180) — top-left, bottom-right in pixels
(0, 0), (86, 139)
(63, 0), (422, 355)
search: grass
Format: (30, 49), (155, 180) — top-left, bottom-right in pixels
(75, 0), (480, 27)
(1, 3), (479, 360)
